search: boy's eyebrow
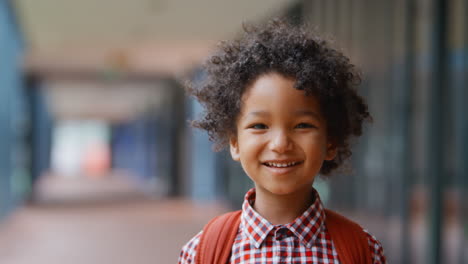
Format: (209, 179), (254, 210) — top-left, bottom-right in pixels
(245, 111), (270, 117)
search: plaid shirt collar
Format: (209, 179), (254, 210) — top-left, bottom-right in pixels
(241, 188), (326, 249)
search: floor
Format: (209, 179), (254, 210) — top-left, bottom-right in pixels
(0, 174), (228, 264)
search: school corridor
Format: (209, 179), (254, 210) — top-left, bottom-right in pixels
(1, 0), (467, 263)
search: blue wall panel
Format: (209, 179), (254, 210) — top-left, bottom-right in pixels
(0, 0), (27, 218)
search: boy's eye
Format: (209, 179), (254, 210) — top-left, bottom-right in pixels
(295, 123), (316, 129)
(249, 123), (268, 129)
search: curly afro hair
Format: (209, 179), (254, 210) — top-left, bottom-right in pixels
(187, 19), (372, 175)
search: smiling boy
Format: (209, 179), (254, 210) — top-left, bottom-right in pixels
(179, 19), (386, 264)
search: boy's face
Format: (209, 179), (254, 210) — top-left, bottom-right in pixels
(230, 73), (336, 196)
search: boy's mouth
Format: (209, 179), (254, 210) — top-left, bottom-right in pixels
(262, 161), (303, 168)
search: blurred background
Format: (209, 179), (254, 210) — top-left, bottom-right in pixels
(0, 0), (467, 263)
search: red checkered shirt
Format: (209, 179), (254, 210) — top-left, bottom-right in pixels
(178, 188), (386, 263)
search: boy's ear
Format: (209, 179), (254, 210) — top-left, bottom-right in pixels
(229, 136), (240, 161)
(325, 142), (337, 161)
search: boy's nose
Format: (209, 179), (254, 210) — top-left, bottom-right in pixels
(269, 130), (293, 153)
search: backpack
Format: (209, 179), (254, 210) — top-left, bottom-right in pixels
(195, 209), (372, 264)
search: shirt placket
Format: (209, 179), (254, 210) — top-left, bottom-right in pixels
(272, 227), (293, 264)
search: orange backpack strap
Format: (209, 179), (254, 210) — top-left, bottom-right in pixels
(195, 210), (242, 264)
(325, 209), (373, 264)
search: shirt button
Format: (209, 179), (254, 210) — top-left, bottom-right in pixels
(275, 227), (288, 240)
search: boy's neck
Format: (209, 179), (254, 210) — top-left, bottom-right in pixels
(252, 185), (315, 225)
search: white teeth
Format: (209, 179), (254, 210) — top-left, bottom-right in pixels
(265, 162), (299, 168)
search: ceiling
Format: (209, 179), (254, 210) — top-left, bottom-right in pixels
(15, 0), (296, 75)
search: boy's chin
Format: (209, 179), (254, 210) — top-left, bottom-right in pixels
(256, 184), (312, 197)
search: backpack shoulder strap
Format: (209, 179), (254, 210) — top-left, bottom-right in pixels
(195, 210), (242, 264)
(325, 209), (373, 264)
